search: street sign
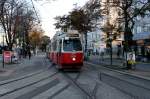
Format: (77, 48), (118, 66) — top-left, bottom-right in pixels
(3, 51), (12, 63)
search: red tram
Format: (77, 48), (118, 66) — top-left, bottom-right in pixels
(49, 31), (83, 70)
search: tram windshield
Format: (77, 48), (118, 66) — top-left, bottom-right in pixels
(63, 39), (82, 51)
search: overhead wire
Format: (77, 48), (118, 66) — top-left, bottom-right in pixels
(30, 0), (40, 23)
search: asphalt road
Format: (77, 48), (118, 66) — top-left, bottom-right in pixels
(0, 53), (149, 99)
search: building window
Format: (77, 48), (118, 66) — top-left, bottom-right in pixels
(137, 16), (141, 20)
(137, 26), (142, 33)
(147, 24), (150, 32)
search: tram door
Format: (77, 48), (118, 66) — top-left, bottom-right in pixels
(57, 40), (62, 65)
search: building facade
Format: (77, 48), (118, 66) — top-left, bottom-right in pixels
(87, 29), (106, 54)
(85, 0), (123, 54)
(133, 15), (150, 60)
(0, 26), (5, 46)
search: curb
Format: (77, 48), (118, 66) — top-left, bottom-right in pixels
(85, 61), (150, 81)
(89, 55), (150, 64)
(136, 62), (150, 64)
(88, 60), (126, 69)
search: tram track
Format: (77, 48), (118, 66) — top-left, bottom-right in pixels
(41, 56), (75, 99)
(0, 71), (58, 97)
(84, 63), (136, 98)
(0, 56), (59, 98)
(44, 56), (134, 99)
(85, 61), (150, 87)
(59, 66), (103, 99)
(0, 69), (45, 86)
(81, 64), (102, 99)
(58, 63), (103, 99)
(45, 57), (98, 99)
(0, 55), (53, 86)
(91, 83), (99, 99)
(43, 55), (145, 99)
(62, 72), (95, 99)
(85, 62), (150, 99)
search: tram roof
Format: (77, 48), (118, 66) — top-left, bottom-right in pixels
(52, 30), (80, 40)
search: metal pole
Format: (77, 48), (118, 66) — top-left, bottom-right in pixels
(2, 35), (4, 68)
(110, 39), (112, 66)
(23, 31), (25, 58)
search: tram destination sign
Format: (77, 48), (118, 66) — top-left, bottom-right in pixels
(67, 34), (80, 37)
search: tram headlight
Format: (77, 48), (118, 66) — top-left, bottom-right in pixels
(72, 57), (76, 61)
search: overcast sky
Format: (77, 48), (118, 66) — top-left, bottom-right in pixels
(33, 0), (89, 38)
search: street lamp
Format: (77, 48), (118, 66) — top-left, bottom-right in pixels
(2, 34), (4, 68)
(109, 33), (113, 66)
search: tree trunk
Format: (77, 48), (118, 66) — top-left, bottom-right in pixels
(124, 4), (133, 69)
(84, 33), (87, 53)
(124, 7), (133, 52)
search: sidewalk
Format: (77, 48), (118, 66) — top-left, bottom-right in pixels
(0, 53), (46, 81)
(88, 55), (125, 68)
(88, 54), (150, 79)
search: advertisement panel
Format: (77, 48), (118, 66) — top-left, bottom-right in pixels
(3, 51), (12, 63)
(127, 52), (136, 65)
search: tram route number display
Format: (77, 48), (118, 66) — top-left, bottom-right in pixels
(3, 51), (12, 63)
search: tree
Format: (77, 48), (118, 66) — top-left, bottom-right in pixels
(0, 0), (38, 50)
(29, 28), (44, 51)
(101, 21), (116, 47)
(99, 0), (150, 68)
(110, 0), (150, 51)
(54, 8), (95, 53)
(85, 0), (102, 28)
(70, 9), (93, 52)
(40, 35), (50, 52)
(54, 1), (102, 53)
(54, 15), (70, 32)
(0, 0), (20, 49)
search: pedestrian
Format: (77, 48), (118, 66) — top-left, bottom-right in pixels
(100, 48), (105, 61)
(117, 44), (121, 58)
(33, 49), (36, 56)
(17, 47), (21, 60)
(28, 50), (31, 60)
(100, 51), (104, 61)
(25, 50), (27, 58)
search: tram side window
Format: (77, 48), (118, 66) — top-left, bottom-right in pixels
(58, 40), (62, 53)
(63, 39), (82, 51)
(0, 46), (2, 54)
(52, 41), (57, 51)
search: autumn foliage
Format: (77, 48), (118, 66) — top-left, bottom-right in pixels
(29, 29), (44, 49)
